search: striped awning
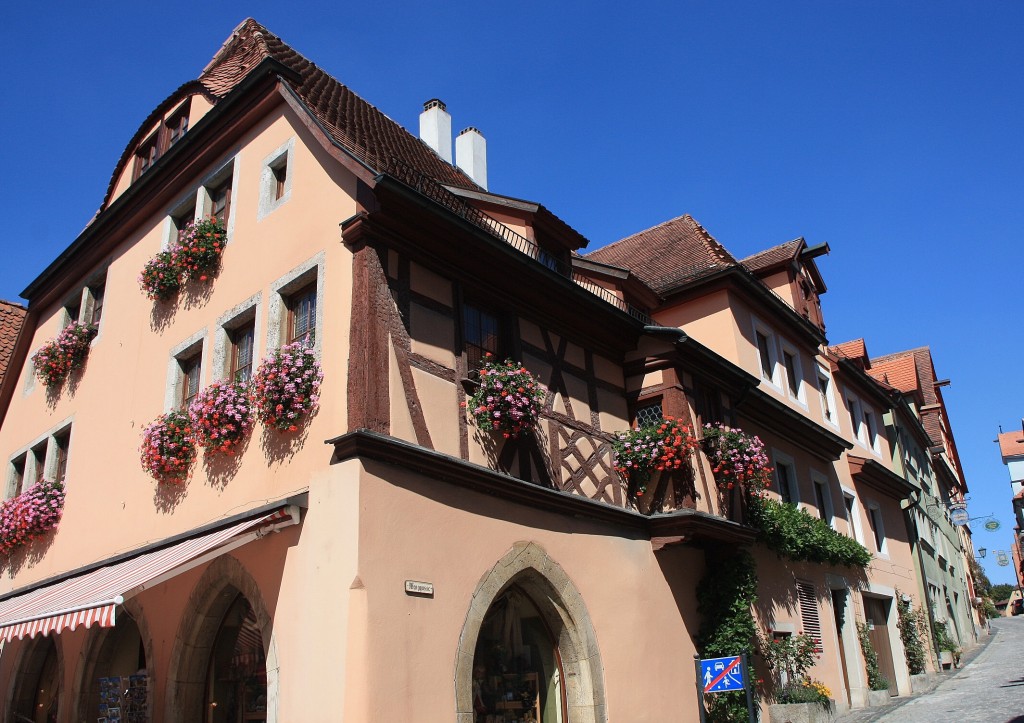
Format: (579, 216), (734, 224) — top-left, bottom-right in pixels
(0, 506), (298, 642)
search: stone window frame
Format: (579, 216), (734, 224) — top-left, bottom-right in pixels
(212, 294), (263, 384)
(267, 253), (325, 357)
(162, 190), (201, 250)
(257, 137), (295, 221)
(198, 155), (240, 240)
(165, 329), (208, 413)
(5, 417), (74, 499)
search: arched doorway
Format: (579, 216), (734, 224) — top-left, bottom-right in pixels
(77, 612), (149, 722)
(204, 593), (268, 722)
(455, 542), (606, 723)
(9, 635), (60, 723)
(471, 585), (565, 722)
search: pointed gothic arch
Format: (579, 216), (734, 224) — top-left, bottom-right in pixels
(454, 542), (606, 723)
(7, 633), (63, 723)
(164, 554), (278, 722)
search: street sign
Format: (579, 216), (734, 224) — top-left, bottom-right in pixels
(984, 519), (1001, 531)
(700, 655), (745, 693)
(950, 506), (969, 526)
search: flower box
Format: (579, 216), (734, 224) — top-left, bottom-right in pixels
(250, 340), (323, 431)
(611, 417), (697, 497)
(768, 701), (835, 723)
(139, 218), (225, 301)
(140, 410), (197, 483)
(466, 355), (545, 439)
(0, 479), (65, 556)
(32, 322), (98, 387)
(189, 380), (252, 454)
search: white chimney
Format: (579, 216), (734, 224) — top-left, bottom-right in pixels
(419, 99), (452, 163)
(456, 127), (487, 190)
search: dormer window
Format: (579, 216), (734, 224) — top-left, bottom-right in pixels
(131, 100), (191, 183)
(134, 134), (159, 180)
(166, 106), (190, 148)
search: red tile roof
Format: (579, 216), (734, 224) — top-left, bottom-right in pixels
(740, 238), (802, 273)
(0, 300), (26, 387)
(829, 338), (867, 362)
(998, 430), (1024, 460)
(866, 355), (920, 394)
(105, 18), (477, 210)
(583, 214), (739, 294)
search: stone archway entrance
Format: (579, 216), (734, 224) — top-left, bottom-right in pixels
(455, 542), (606, 723)
(9, 635), (60, 723)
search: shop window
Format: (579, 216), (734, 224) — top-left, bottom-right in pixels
(84, 614), (148, 722)
(463, 302), (501, 371)
(471, 586), (565, 723)
(205, 594), (267, 723)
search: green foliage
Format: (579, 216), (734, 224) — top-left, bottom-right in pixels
(697, 549), (758, 723)
(932, 619), (961, 664)
(777, 678), (832, 706)
(748, 497), (872, 568)
(982, 599), (999, 619)
(856, 622), (890, 691)
(758, 632), (821, 686)
(990, 583), (1016, 602)
(969, 558), (992, 598)
(894, 593), (928, 675)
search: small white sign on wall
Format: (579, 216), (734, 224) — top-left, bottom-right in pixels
(405, 580), (434, 597)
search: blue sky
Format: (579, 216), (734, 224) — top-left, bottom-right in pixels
(4, 2), (1022, 583)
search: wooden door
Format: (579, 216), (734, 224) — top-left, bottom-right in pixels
(863, 597), (898, 696)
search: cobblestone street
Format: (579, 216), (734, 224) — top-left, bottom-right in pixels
(838, 616), (1024, 723)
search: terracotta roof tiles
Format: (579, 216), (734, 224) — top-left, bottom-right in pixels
(998, 430), (1024, 460)
(584, 214), (739, 294)
(740, 238), (802, 273)
(829, 339), (867, 362)
(0, 300), (26, 386)
(866, 355), (920, 394)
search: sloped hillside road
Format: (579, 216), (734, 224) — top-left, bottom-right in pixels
(874, 616), (1024, 722)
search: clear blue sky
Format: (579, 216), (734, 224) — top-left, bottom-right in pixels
(4, 2), (1021, 583)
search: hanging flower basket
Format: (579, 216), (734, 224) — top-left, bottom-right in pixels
(138, 218), (225, 301)
(0, 479), (65, 556)
(701, 422), (773, 496)
(140, 410), (197, 483)
(31, 322), (98, 387)
(612, 416), (698, 496)
(466, 354), (546, 439)
(139, 250), (183, 302)
(189, 380), (252, 455)
(250, 340), (323, 431)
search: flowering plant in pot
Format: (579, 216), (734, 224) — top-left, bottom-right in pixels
(139, 250), (183, 302)
(138, 218), (225, 301)
(0, 479), (66, 556)
(175, 218), (225, 282)
(250, 340), (323, 431)
(701, 423), (772, 496)
(612, 416), (698, 496)
(140, 410), (197, 483)
(188, 379), (252, 455)
(466, 354), (546, 439)
(31, 321), (98, 387)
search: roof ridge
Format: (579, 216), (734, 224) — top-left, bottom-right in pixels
(689, 216), (739, 265)
(589, 213), (696, 255)
(740, 237), (802, 264)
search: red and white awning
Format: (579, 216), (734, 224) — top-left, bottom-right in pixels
(0, 506), (298, 642)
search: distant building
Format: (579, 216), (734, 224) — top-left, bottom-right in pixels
(997, 424), (1024, 591)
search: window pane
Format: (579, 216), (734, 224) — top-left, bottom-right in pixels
(288, 285), (317, 344)
(784, 351), (798, 393)
(756, 332), (772, 377)
(181, 355), (201, 409)
(814, 481), (828, 520)
(635, 403), (663, 428)
(776, 463), (793, 504)
(463, 303), (500, 369)
(232, 323), (255, 382)
(211, 180), (232, 225)
(54, 433), (70, 483)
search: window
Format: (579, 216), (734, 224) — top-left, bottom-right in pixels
(867, 503), (886, 553)
(134, 134), (159, 180)
(752, 318), (780, 387)
(846, 392), (866, 445)
(273, 162), (288, 201)
(635, 402), (663, 428)
(693, 379), (724, 426)
(783, 350), (800, 399)
(172, 203), (197, 242)
(287, 284), (317, 345)
(88, 283), (105, 327)
(65, 296), (82, 326)
(816, 367), (837, 425)
(53, 430), (70, 483)
(209, 179), (232, 226)
(863, 407), (880, 453)
(812, 474), (833, 525)
(10, 455), (25, 498)
(774, 456), (798, 504)
(796, 580), (822, 645)
(843, 490), (863, 543)
(230, 321), (256, 382)
(463, 302), (500, 370)
(166, 105), (189, 148)
(30, 444), (46, 486)
(180, 353), (202, 409)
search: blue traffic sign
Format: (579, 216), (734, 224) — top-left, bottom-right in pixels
(700, 656), (745, 693)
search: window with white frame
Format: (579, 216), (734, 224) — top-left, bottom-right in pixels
(199, 158), (238, 238)
(866, 502), (887, 554)
(811, 472), (833, 526)
(781, 342), (805, 404)
(752, 318), (781, 388)
(6, 423), (73, 499)
(816, 366), (838, 426)
(846, 391), (867, 446)
(843, 489), (864, 543)
(258, 137), (294, 220)
(862, 406), (881, 454)
(773, 452), (799, 505)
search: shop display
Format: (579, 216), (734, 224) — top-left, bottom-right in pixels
(97, 674), (148, 723)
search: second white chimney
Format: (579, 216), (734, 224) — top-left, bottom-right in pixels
(456, 127), (487, 190)
(419, 99), (452, 163)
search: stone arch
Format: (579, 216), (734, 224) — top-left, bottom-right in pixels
(164, 554), (279, 722)
(72, 597), (154, 721)
(455, 541), (606, 723)
(7, 633), (64, 723)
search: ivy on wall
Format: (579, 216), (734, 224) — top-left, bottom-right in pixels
(895, 592), (928, 675)
(748, 497), (872, 568)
